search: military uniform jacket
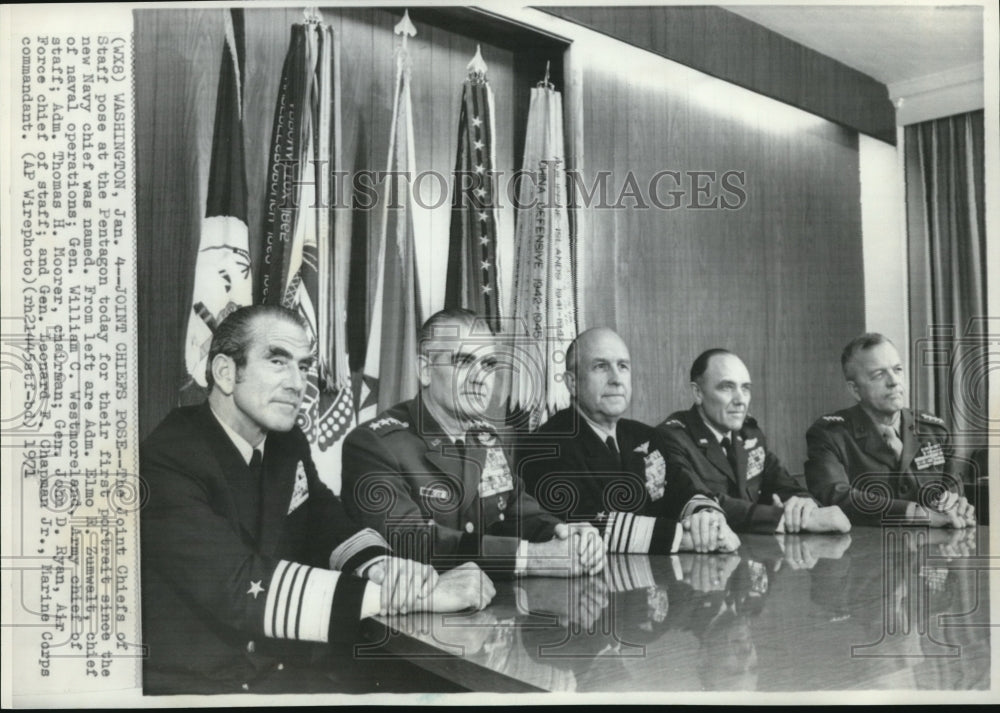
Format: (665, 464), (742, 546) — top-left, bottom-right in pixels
(805, 404), (959, 525)
(341, 398), (560, 575)
(522, 408), (721, 553)
(655, 406), (810, 533)
(141, 404), (389, 683)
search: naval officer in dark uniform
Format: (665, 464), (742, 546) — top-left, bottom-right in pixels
(141, 306), (493, 694)
(656, 349), (850, 534)
(805, 332), (975, 527)
(523, 327), (740, 554)
(342, 308), (604, 578)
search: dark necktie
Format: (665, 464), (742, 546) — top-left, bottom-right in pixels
(605, 436), (620, 462)
(249, 449), (263, 536)
(721, 436), (738, 473)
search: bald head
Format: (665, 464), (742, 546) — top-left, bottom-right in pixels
(565, 328), (632, 428)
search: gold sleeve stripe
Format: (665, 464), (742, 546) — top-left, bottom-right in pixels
(603, 511), (657, 553)
(329, 528), (390, 570)
(264, 559), (340, 642)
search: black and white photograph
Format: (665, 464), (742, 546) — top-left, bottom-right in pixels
(2, 0), (997, 705)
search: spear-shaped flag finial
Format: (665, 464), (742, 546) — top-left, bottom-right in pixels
(394, 10), (417, 52)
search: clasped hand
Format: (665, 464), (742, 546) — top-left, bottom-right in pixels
(929, 490), (976, 528)
(525, 522), (605, 577)
(771, 495), (851, 533)
(680, 509), (740, 553)
(368, 558), (495, 614)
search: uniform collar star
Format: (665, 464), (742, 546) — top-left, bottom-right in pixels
(471, 116), (482, 127)
(480, 259), (491, 270)
(479, 235), (491, 245)
(247, 580), (265, 599)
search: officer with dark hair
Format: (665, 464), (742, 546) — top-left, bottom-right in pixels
(141, 305), (492, 693)
(656, 349), (850, 534)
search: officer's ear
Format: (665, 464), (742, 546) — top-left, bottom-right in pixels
(845, 379), (862, 403)
(563, 369), (576, 399)
(211, 353), (238, 396)
(690, 379), (704, 405)
(417, 353), (433, 388)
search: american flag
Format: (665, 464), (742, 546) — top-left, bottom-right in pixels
(444, 47), (501, 333)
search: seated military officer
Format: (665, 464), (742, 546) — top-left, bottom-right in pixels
(805, 332), (975, 527)
(523, 327), (741, 554)
(141, 305), (493, 693)
(342, 308), (604, 578)
(656, 349), (850, 534)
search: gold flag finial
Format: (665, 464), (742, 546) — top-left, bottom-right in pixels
(467, 44), (488, 81)
(303, 6), (321, 24)
(394, 10), (417, 52)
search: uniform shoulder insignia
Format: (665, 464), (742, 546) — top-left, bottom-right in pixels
(918, 412), (945, 426)
(367, 416), (409, 435)
(662, 419), (684, 429)
(821, 415), (845, 424)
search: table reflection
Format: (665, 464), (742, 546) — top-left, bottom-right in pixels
(370, 526), (989, 692)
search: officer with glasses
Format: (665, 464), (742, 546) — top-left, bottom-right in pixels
(342, 308), (605, 579)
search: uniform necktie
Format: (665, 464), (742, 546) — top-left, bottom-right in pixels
(249, 449), (263, 536)
(878, 424), (903, 463)
(721, 436), (738, 473)
(605, 436), (619, 459)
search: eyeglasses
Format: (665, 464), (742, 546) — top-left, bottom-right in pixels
(432, 350), (498, 371)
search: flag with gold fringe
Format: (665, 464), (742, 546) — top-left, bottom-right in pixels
(259, 14), (354, 485)
(184, 8), (252, 390)
(510, 84), (577, 430)
(444, 45), (502, 333)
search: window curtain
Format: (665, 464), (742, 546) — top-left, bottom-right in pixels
(905, 110), (987, 468)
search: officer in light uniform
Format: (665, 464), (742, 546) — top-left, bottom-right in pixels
(805, 332), (975, 527)
(342, 308), (604, 577)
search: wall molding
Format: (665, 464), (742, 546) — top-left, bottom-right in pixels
(889, 63), (984, 126)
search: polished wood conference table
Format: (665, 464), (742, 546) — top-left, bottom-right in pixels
(361, 526), (990, 693)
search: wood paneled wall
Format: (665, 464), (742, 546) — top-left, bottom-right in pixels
(137, 6), (867, 470)
(565, 38), (865, 469)
(546, 5), (895, 143)
(135, 7), (552, 440)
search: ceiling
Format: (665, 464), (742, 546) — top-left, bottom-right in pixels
(723, 5), (983, 86)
